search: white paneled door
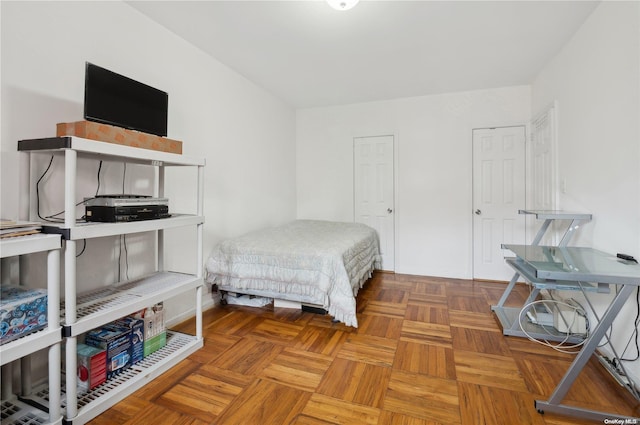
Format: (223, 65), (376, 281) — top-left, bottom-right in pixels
(472, 127), (526, 281)
(354, 136), (395, 271)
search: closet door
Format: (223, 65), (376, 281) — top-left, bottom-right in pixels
(472, 126), (526, 281)
(354, 135), (395, 271)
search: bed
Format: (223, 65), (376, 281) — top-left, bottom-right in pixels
(205, 219), (381, 327)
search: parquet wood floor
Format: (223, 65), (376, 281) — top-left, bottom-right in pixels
(88, 273), (640, 424)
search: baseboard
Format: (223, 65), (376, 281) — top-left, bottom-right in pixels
(165, 296), (217, 328)
(596, 347), (640, 393)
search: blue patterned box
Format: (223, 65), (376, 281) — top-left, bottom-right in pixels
(0, 285), (48, 345)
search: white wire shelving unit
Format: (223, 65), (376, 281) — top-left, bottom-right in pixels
(17, 136), (206, 424)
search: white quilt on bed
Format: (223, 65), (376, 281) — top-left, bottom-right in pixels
(205, 220), (381, 327)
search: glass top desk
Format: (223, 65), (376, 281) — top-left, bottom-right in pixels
(493, 248), (611, 345)
(503, 244), (640, 421)
(492, 211), (595, 342)
(518, 209), (592, 246)
(505, 245), (640, 285)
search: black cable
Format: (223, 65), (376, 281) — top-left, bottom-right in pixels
(76, 239), (87, 257)
(36, 156), (55, 221)
(118, 234), (130, 281)
(621, 287), (640, 362)
(118, 235), (121, 281)
(46, 197), (97, 221)
(38, 160), (104, 223)
(122, 163), (126, 194)
(96, 160), (103, 196)
(123, 235), (129, 280)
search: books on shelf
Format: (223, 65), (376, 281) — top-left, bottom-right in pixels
(0, 219), (42, 239)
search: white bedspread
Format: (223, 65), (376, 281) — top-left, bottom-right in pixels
(205, 220), (381, 327)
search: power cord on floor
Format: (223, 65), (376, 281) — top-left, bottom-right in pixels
(518, 298), (589, 354)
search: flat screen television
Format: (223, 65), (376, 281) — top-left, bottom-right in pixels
(84, 62), (168, 137)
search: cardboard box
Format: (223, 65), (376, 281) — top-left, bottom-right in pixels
(85, 325), (131, 380)
(76, 343), (107, 393)
(0, 285), (47, 345)
(113, 317), (144, 365)
(56, 121), (182, 154)
(142, 304), (166, 357)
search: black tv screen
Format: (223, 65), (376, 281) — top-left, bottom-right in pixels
(84, 63), (168, 137)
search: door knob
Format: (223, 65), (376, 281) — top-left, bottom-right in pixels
(475, 209), (481, 215)
(387, 208), (393, 214)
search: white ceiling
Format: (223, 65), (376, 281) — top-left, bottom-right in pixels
(128, 0), (599, 108)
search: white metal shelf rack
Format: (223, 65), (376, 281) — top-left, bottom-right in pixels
(1, 233), (62, 425)
(18, 136), (205, 424)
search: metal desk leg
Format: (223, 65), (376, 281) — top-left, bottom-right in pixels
(535, 283), (640, 422)
(493, 218), (552, 311)
(493, 272), (521, 310)
(531, 219), (553, 245)
(559, 219), (585, 247)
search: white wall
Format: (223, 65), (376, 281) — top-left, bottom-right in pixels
(296, 86), (531, 278)
(1, 1), (296, 325)
(532, 1), (640, 380)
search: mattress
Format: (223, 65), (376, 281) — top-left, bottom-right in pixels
(205, 220), (381, 327)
